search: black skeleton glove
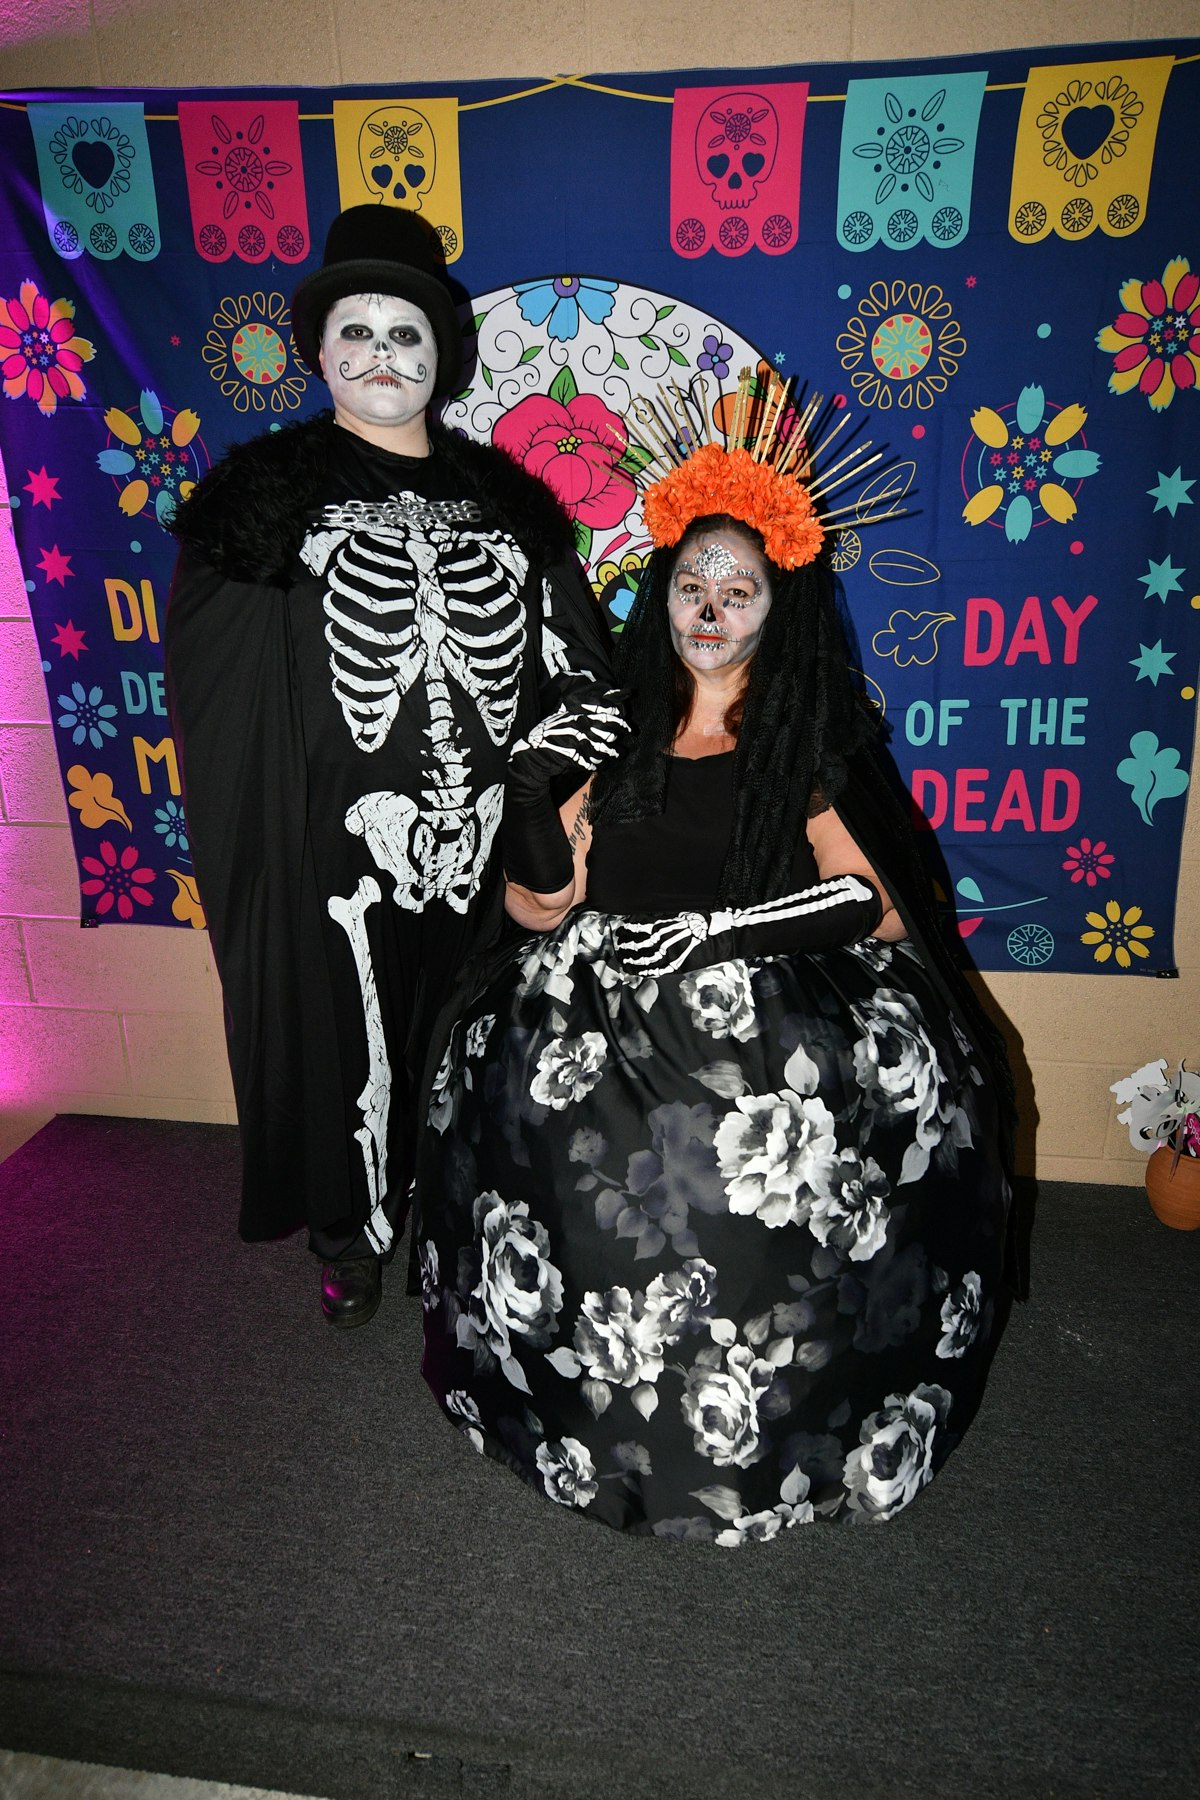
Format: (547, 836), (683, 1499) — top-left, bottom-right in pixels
(502, 691), (630, 892)
(609, 875), (885, 978)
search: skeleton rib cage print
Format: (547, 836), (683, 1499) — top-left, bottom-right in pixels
(303, 495), (532, 916)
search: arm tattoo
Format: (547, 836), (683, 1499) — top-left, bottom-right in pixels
(566, 791), (592, 852)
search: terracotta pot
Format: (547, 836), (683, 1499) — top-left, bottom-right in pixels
(1144, 1143), (1200, 1231)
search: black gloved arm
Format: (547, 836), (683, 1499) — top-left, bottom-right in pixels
(501, 773), (575, 893)
(717, 876), (884, 957)
(501, 692), (629, 895)
(610, 874), (884, 978)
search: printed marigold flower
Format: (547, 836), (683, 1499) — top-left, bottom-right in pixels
(1096, 257), (1200, 412)
(642, 445), (825, 570)
(1080, 898), (1154, 968)
(0, 281), (95, 416)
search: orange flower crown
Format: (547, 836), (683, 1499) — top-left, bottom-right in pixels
(617, 366), (902, 572)
(642, 443), (824, 570)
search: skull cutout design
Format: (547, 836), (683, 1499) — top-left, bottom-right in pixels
(695, 92), (779, 210)
(358, 105), (436, 208)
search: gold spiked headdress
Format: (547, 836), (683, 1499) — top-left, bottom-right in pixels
(618, 366), (901, 570)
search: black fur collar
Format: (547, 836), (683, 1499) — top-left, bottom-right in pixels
(170, 410), (577, 584)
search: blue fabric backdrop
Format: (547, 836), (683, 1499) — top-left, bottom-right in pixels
(1, 41), (1197, 972)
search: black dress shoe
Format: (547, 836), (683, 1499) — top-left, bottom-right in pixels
(321, 1257), (383, 1327)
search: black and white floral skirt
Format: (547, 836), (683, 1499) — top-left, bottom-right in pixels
(415, 910), (1010, 1543)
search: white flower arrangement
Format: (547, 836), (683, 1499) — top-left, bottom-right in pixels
(1110, 1059), (1200, 1158)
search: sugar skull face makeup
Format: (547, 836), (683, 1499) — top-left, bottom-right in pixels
(319, 293), (437, 434)
(668, 530), (772, 674)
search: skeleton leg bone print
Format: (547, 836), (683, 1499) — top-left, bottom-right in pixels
(326, 875), (393, 1254)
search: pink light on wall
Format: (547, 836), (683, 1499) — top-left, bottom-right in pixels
(0, 2), (93, 50)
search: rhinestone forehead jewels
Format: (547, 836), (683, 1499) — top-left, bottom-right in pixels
(682, 542), (761, 590)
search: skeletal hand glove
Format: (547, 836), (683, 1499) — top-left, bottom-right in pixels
(610, 875), (884, 979)
(502, 690), (631, 893)
(508, 691), (630, 782)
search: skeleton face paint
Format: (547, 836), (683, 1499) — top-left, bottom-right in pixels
(320, 293), (437, 440)
(668, 530), (771, 675)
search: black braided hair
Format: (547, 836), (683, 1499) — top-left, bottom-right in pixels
(590, 514), (878, 906)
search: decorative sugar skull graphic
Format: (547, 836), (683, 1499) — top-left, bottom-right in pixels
(358, 106), (436, 208)
(696, 92), (779, 210)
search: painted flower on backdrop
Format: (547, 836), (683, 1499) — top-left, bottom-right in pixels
(81, 839), (156, 920)
(1, 282), (95, 416)
(1079, 898), (1154, 968)
(961, 385), (1100, 544)
(97, 391), (207, 527)
(514, 277), (617, 343)
(1062, 837), (1114, 887)
(154, 800), (190, 855)
(1096, 258), (1200, 412)
(697, 332), (734, 379)
(493, 365), (636, 555)
(202, 291), (308, 413)
(192, 112), (293, 223)
(57, 682), (118, 750)
(836, 280), (965, 411)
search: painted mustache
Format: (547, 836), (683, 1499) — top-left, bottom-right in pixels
(337, 358), (429, 385)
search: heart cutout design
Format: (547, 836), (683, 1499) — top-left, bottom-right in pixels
(1060, 103), (1115, 162)
(743, 153), (765, 178)
(706, 154), (730, 179)
(72, 138), (116, 190)
(404, 163), (426, 189)
(371, 164), (392, 188)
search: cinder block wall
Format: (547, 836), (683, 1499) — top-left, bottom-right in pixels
(1, 0), (1196, 1177)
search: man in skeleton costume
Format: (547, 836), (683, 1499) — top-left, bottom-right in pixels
(165, 207), (615, 1326)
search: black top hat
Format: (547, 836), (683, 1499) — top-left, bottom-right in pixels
(291, 205), (463, 396)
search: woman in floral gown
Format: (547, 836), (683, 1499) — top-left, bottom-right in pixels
(415, 431), (1016, 1543)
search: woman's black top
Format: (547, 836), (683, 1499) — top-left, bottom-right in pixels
(585, 750), (821, 914)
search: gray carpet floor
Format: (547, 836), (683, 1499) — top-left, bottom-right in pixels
(0, 1115), (1196, 1800)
